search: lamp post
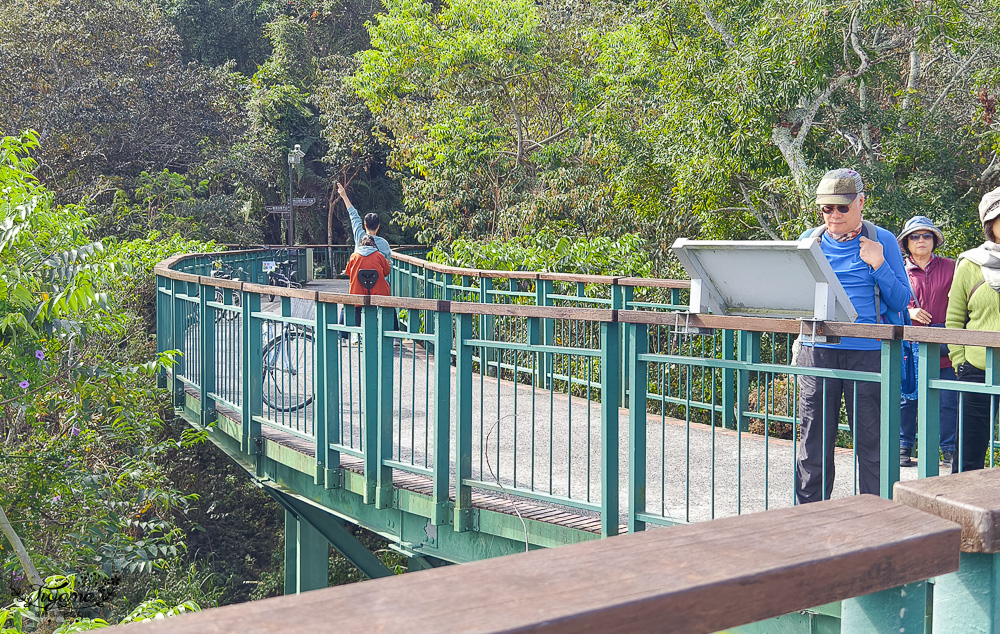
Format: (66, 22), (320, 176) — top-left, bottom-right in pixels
(287, 144), (304, 247)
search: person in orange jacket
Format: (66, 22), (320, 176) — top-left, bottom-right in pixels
(344, 235), (396, 332)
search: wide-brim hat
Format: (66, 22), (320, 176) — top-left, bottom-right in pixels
(815, 168), (864, 205)
(897, 215), (944, 253)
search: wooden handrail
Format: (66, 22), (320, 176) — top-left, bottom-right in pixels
(895, 468), (1000, 554)
(155, 247), (1000, 344)
(117, 496), (960, 634)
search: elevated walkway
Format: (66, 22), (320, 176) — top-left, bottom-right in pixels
(156, 244), (1000, 627)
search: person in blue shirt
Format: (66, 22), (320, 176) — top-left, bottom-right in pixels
(336, 182), (392, 268)
(795, 169), (911, 504)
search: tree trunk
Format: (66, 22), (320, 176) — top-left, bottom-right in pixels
(0, 502), (44, 589)
(327, 186), (336, 246)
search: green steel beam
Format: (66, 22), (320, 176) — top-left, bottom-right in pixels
(279, 502), (328, 594)
(283, 509), (297, 595)
(180, 404), (599, 565)
(407, 555), (452, 572)
(272, 489), (392, 581)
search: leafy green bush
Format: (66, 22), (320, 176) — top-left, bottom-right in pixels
(429, 231), (652, 277)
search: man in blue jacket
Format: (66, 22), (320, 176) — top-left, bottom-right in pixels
(796, 169), (911, 504)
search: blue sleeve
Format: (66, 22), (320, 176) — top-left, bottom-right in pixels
(377, 237), (392, 263)
(348, 205), (364, 246)
(872, 228), (911, 311)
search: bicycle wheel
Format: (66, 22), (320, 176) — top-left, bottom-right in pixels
(214, 287), (225, 324)
(225, 289), (242, 321)
(261, 328), (315, 412)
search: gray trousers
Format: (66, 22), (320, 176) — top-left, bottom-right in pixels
(795, 346), (881, 504)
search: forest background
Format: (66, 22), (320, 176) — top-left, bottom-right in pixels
(1, 0), (999, 630)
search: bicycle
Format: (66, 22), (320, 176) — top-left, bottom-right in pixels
(264, 249), (301, 302)
(210, 261), (245, 322)
(261, 323), (314, 412)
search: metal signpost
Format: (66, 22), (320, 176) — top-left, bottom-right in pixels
(286, 145), (306, 247)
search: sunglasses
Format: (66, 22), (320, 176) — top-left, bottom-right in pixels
(908, 232), (935, 241)
(820, 204), (852, 215)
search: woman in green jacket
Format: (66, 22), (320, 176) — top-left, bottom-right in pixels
(945, 185), (1000, 472)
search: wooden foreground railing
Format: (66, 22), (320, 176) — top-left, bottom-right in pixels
(118, 494), (964, 633)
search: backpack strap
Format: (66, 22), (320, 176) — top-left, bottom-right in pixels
(809, 221), (889, 322)
(965, 278), (987, 327)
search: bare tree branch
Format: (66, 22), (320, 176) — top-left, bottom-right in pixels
(928, 51), (980, 117)
(698, 1), (735, 49)
(774, 12), (871, 193)
(900, 50), (921, 113)
(738, 180), (782, 239)
(502, 84), (524, 165)
(0, 502), (44, 588)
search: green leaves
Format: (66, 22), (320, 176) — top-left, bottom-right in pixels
(431, 230), (653, 277)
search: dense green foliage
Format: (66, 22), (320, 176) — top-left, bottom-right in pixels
(430, 232), (653, 277)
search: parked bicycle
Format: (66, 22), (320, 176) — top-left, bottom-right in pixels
(264, 248), (301, 301)
(261, 323), (314, 412)
(210, 260), (245, 322)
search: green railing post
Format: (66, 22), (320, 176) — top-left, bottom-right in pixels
(722, 329), (737, 429)
(612, 283), (628, 406)
(895, 465), (1000, 634)
(736, 330), (760, 432)
(841, 581), (928, 633)
(198, 281), (216, 427)
(241, 290), (262, 455)
(424, 270), (437, 339)
(537, 278), (554, 388)
(481, 276), (496, 377)
(322, 300), (343, 489)
(170, 280), (188, 408)
(441, 273), (453, 301)
(528, 314), (541, 386)
(917, 341), (941, 479)
(934, 551), (1000, 633)
(628, 321), (648, 533)
(432, 306), (453, 525)
(407, 262), (421, 336)
(362, 304), (389, 506)
(169, 279), (185, 408)
(313, 301), (337, 487)
(155, 277), (168, 389)
(880, 338), (902, 499)
(600, 319), (621, 538)
(375, 306), (394, 509)
(453, 312), (474, 532)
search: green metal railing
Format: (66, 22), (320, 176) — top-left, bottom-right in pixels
(156, 247), (1000, 538)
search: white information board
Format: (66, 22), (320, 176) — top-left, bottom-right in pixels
(671, 237), (858, 322)
(262, 261), (277, 273)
